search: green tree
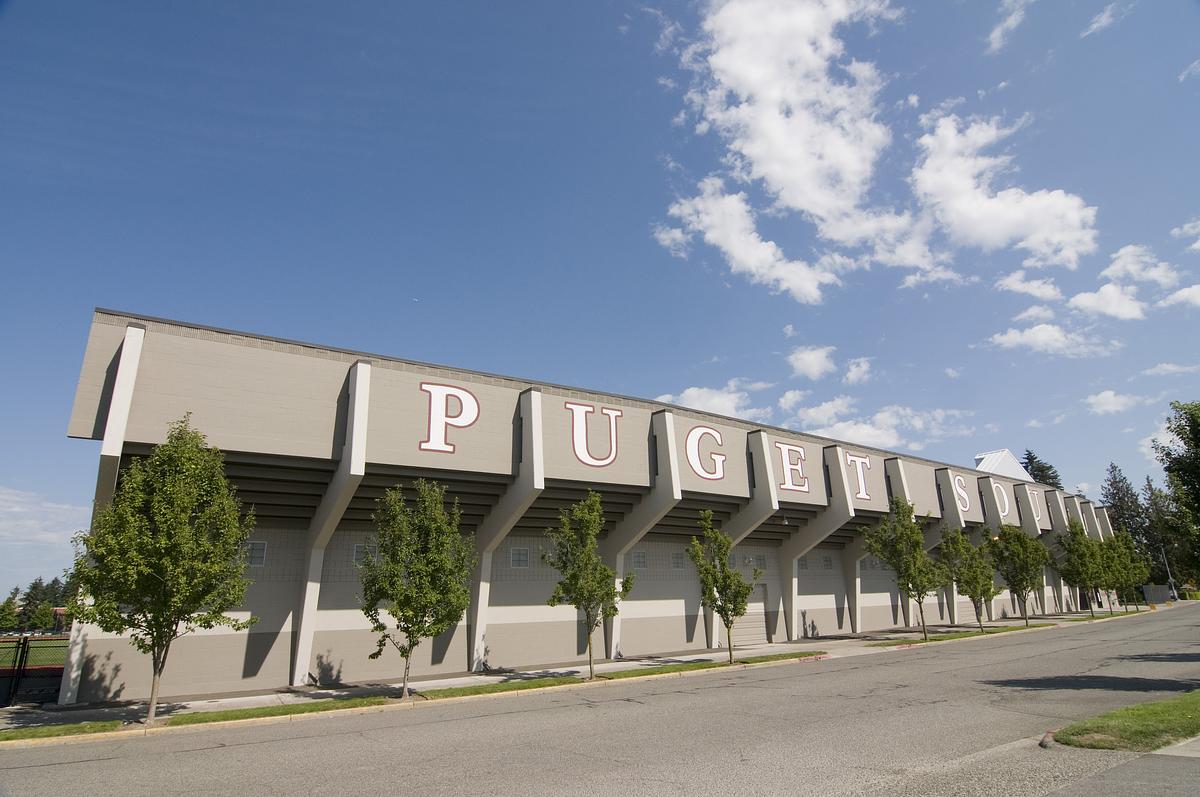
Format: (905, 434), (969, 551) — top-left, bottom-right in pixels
(687, 510), (760, 664)
(938, 527), (1000, 631)
(1155, 400), (1200, 519)
(31, 602), (56, 631)
(1096, 537), (1121, 615)
(1020, 450), (1064, 489)
(17, 576), (47, 629)
(864, 497), (948, 641)
(70, 416), (256, 723)
(1056, 520), (1102, 617)
(1142, 477), (1199, 588)
(986, 526), (1051, 627)
(1100, 462), (1145, 540)
(1109, 531), (1150, 611)
(0, 596), (17, 629)
(543, 491), (633, 679)
(359, 479), (475, 700)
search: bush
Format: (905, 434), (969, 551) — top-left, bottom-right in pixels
(1181, 590), (1200, 600)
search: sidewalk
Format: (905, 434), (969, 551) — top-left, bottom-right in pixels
(0, 607), (1167, 732)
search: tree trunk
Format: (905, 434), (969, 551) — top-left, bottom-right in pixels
(726, 621), (734, 665)
(917, 599), (928, 642)
(1021, 593), (1029, 627)
(974, 600), (984, 632)
(146, 639), (171, 725)
(1107, 591), (1115, 615)
(1087, 588), (1095, 618)
(587, 626), (594, 680)
(402, 654), (412, 701)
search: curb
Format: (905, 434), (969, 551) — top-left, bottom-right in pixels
(0, 653), (830, 749)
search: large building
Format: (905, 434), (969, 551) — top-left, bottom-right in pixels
(58, 309), (1114, 704)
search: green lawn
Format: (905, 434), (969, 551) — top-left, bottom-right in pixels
(418, 675), (582, 700)
(602, 660), (726, 679)
(1065, 610), (1143, 622)
(166, 695), (390, 726)
(867, 624), (1052, 647)
(1056, 690), (1200, 751)
(735, 651), (826, 664)
(0, 720), (122, 742)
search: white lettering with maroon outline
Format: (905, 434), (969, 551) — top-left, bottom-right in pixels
(952, 474), (971, 513)
(419, 382), (480, 454)
(774, 441), (809, 492)
(993, 482), (1011, 518)
(563, 401), (622, 468)
(685, 426), (725, 480)
(845, 452), (871, 500)
(1030, 489), (1043, 522)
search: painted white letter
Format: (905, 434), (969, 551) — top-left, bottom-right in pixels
(685, 426), (725, 480)
(563, 402), (622, 467)
(774, 442), (809, 493)
(952, 474), (971, 513)
(993, 482), (1011, 519)
(845, 453), (871, 500)
(419, 383), (480, 453)
(1030, 489), (1043, 522)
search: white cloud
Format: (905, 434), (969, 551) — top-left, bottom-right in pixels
(1081, 3), (1133, 38)
(1068, 282), (1147, 320)
(944, 367), (960, 379)
(997, 270), (1063, 301)
(1074, 482), (1093, 496)
(1085, 389), (1147, 414)
(806, 404), (974, 451)
(1180, 59), (1200, 82)
(1170, 217), (1200, 252)
(656, 377), (773, 421)
(906, 93), (920, 108)
(652, 224), (690, 257)
(787, 345), (838, 380)
(843, 357), (873, 385)
(665, 178), (842, 303)
(777, 389), (810, 412)
(913, 114), (1098, 268)
(1142, 362), (1200, 376)
(793, 395), (858, 427)
(987, 0), (1039, 54)
(1026, 413), (1066, 428)
(0, 486), (90, 547)
(782, 323), (797, 338)
(1139, 419), (1175, 463)
(989, 323), (1113, 357)
(1159, 284), (1200, 308)
(1099, 245), (1180, 288)
(1014, 304), (1055, 323)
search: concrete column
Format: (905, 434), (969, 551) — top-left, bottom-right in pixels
(1080, 501), (1102, 540)
(1063, 495), (1092, 537)
(842, 536), (869, 634)
(599, 410), (681, 659)
(1095, 506), (1115, 540)
(468, 389), (544, 671)
(1013, 484), (1048, 615)
(1045, 489), (1071, 612)
(933, 468), (968, 626)
(291, 361), (371, 686)
(60, 324), (146, 706)
(780, 446), (854, 640)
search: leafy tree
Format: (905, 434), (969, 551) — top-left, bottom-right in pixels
(864, 497), (949, 641)
(70, 416), (256, 724)
(1142, 476), (1199, 588)
(31, 602), (57, 631)
(1056, 520), (1102, 617)
(1155, 400), (1200, 519)
(543, 491), (633, 679)
(938, 527), (1001, 631)
(1020, 450), (1064, 489)
(1100, 462), (1145, 541)
(17, 576), (47, 629)
(687, 510), (760, 664)
(0, 596), (17, 629)
(1108, 531), (1150, 611)
(359, 479), (475, 700)
(1096, 538), (1122, 615)
(986, 525), (1051, 627)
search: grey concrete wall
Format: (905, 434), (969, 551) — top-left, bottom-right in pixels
(795, 548), (851, 637)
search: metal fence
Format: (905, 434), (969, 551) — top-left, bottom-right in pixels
(0, 636), (69, 706)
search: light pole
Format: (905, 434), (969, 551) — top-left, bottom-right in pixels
(1161, 544), (1179, 601)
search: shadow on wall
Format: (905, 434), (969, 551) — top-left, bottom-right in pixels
(980, 675), (1200, 694)
(80, 650), (126, 703)
(799, 610), (820, 639)
(314, 650), (344, 687)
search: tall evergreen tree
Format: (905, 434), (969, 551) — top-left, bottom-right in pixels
(1100, 462), (1145, 540)
(1020, 450), (1064, 489)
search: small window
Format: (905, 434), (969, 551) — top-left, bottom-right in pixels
(798, 555), (808, 571)
(822, 555), (833, 571)
(245, 541), (267, 568)
(754, 554), (767, 570)
(510, 547), (529, 568)
(632, 550), (648, 569)
(671, 551), (686, 570)
(353, 543), (377, 565)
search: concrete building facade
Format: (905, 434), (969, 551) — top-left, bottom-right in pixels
(58, 310), (1115, 704)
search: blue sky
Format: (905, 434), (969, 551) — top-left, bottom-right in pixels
(1, 1), (1198, 591)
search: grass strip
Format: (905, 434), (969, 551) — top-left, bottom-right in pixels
(166, 695), (390, 726)
(867, 624), (1053, 647)
(735, 651), (826, 664)
(0, 720), (122, 742)
(1065, 610), (1143, 622)
(1056, 689), (1200, 751)
(603, 651), (828, 679)
(419, 675), (581, 699)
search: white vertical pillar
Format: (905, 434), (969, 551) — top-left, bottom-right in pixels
(933, 468), (968, 626)
(1013, 484), (1047, 615)
(291, 361), (371, 686)
(60, 324), (145, 706)
(469, 389), (544, 671)
(842, 536), (868, 634)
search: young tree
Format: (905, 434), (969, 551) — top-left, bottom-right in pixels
(687, 509), (760, 664)
(986, 526), (1051, 627)
(865, 497), (948, 641)
(1056, 520), (1102, 617)
(70, 416), (256, 723)
(1020, 450), (1064, 489)
(1109, 531), (1150, 611)
(938, 527), (1000, 631)
(359, 479), (475, 700)
(17, 577), (47, 629)
(1096, 538), (1121, 615)
(31, 602), (56, 631)
(543, 491), (633, 679)
(0, 596), (18, 629)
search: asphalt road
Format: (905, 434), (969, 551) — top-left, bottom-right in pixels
(2, 606), (1198, 797)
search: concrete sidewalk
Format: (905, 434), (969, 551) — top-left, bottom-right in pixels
(0, 607), (1166, 732)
